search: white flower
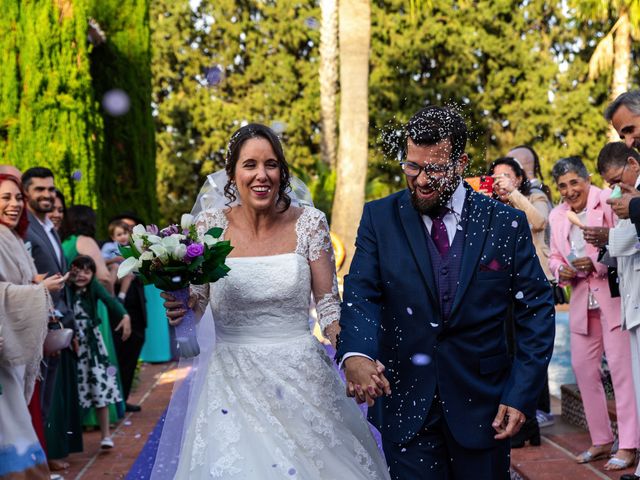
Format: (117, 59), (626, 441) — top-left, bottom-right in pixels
(160, 236), (179, 256)
(203, 234), (218, 247)
(132, 224), (146, 236)
(118, 257), (140, 278)
(146, 234), (162, 245)
(181, 213), (195, 230)
(134, 238), (144, 252)
(173, 243), (187, 260)
(149, 244), (168, 261)
(140, 251), (154, 261)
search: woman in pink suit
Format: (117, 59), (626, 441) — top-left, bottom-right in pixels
(549, 156), (639, 470)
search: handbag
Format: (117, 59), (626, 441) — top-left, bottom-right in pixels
(43, 327), (74, 356)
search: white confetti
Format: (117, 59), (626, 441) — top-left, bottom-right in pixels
(511, 221), (518, 228)
(406, 307), (413, 315)
(430, 322), (439, 327)
(515, 291), (524, 300)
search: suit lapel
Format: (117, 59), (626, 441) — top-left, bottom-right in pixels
(397, 191), (439, 305)
(28, 211), (63, 271)
(451, 189), (493, 316)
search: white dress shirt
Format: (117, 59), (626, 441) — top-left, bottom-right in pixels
(36, 215), (63, 266)
(340, 181), (467, 367)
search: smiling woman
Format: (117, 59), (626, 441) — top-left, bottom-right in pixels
(0, 173), (52, 480)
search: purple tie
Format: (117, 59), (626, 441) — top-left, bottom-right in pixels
(430, 209), (450, 257)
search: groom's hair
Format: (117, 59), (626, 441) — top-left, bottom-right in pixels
(405, 106), (467, 163)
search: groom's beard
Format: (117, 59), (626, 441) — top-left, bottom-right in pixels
(409, 177), (458, 216)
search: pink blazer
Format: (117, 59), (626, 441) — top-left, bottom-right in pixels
(548, 185), (621, 334)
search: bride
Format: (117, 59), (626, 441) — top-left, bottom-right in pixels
(156, 123), (390, 479)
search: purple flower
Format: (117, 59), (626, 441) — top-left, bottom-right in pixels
(146, 224), (159, 235)
(160, 224), (179, 237)
(71, 170), (82, 181)
(186, 243), (204, 259)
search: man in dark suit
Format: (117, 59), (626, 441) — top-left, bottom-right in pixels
(108, 213), (147, 412)
(22, 167), (75, 421)
(337, 106), (555, 479)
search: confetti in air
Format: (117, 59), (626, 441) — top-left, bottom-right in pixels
(102, 89), (131, 116)
(411, 353), (431, 366)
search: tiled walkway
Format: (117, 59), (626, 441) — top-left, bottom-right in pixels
(56, 361), (637, 479)
(56, 361), (181, 479)
(511, 398), (636, 479)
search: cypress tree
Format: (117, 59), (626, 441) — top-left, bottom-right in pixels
(88, 0), (157, 232)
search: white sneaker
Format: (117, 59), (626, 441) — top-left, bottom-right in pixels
(100, 436), (114, 449)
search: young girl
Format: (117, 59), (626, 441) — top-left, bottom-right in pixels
(68, 255), (131, 449)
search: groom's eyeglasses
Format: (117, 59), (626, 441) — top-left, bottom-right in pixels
(400, 161), (453, 178)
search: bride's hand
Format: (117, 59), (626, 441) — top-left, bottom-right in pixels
(324, 321), (341, 349)
(160, 291), (197, 326)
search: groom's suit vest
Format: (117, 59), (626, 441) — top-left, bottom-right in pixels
(424, 206), (467, 322)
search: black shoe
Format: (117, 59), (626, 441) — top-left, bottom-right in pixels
(125, 403), (141, 412)
(510, 417), (541, 448)
(620, 475), (640, 480)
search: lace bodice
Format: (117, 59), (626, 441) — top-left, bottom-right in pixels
(192, 207), (340, 334)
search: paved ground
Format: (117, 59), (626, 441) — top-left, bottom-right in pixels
(55, 361), (181, 479)
(53, 361), (637, 479)
(511, 398), (636, 479)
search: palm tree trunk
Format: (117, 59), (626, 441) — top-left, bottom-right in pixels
(319, 0), (338, 167)
(609, 11), (631, 140)
(331, 0), (370, 274)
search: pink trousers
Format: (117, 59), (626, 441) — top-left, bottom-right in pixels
(570, 308), (639, 448)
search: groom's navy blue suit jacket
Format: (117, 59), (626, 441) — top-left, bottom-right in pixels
(337, 185), (555, 449)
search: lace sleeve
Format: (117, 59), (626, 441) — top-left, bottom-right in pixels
(298, 209), (341, 339)
(189, 209), (228, 316)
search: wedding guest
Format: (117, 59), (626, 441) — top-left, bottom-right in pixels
(593, 142), (640, 478)
(67, 255), (131, 449)
(60, 206), (126, 426)
(489, 157), (552, 279)
(548, 156), (639, 470)
(101, 220), (133, 303)
(102, 219), (145, 412)
(22, 167), (81, 471)
(488, 156), (554, 443)
(22, 168), (75, 426)
(0, 173), (67, 480)
(507, 144), (553, 201)
(48, 189), (66, 231)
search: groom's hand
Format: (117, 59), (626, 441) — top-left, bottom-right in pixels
(492, 404), (526, 440)
(344, 357), (391, 406)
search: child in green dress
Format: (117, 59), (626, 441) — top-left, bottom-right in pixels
(68, 255), (131, 449)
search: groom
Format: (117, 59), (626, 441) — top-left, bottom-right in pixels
(337, 106), (555, 479)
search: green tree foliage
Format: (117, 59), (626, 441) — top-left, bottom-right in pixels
(151, 0), (321, 223)
(369, 0), (612, 197)
(0, 0), (155, 234)
(151, 0), (634, 214)
(0, 0), (101, 207)
(88, 0), (157, 232)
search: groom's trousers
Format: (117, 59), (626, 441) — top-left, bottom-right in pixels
(382, 392), (510, 480)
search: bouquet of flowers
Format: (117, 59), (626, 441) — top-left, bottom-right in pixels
(117, 214), (233, 357)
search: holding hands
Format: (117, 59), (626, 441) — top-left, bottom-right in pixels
(606, 183), (640, 219)
(344, 356), (391, 406)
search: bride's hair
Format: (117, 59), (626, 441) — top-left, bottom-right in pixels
(224, 123), (292, 211)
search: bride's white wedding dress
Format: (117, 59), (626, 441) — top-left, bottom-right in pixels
(173, 206), (390, 479)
